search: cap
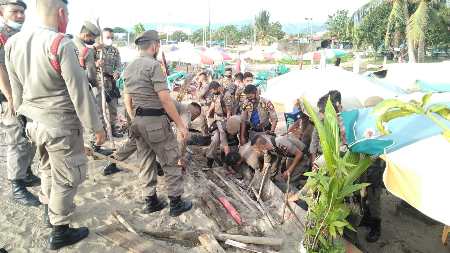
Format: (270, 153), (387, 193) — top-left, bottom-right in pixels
(82, 21), (100, 37)
(226, 115), (241, 135)
(0, 0), (27, 9)
(135, 30), (160, 45)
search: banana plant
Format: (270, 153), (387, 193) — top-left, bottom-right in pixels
(301, 98), (373, 253)
(373, 93), (450, 141)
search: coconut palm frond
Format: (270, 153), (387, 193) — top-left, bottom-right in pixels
(407, 0), (430, 45)
(352, 0), (386, 23)
(384, 0), (408, 47)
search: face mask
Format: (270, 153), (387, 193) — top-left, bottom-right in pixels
(104, 38), (113, 46)
(6, 20), (23, 30)
(84, 39), (95, 46)
(57, 11), (68, 33)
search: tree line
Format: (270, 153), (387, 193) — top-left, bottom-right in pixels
(327, 0), (450, 62)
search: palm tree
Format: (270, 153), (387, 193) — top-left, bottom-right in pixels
(353, 0), (446, 63)
(255, 10), (274, 45)
(407, 0), (446, 62)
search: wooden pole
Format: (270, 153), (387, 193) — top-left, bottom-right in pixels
(198, 234), (226, 253)
(281, 173), (291, 224)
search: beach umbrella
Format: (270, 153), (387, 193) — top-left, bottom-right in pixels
(165, 47), (214, 65)
(368, 62), (450, 94)
(202, 47), (232, 63)
(340, 97), (450, 226)
(302, 49), (348, 61)
(262, 67), (402, 112)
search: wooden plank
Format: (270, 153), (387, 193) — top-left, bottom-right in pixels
(96, 224), (173, 253)
(215, 233), (283, 248)
(198, 233), (226, 253)
(442, 225), (449, 246)
(113, 210), (139, 235)
(211, 169), (258, 212)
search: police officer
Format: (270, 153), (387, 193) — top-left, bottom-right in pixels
(123, 30), (192, 217)
(219, 67), (233, 89)
(103, 100), (202, 176)
(205, 115), (241, 169)
(73, 21), (112, 156)
(240, 84), (278, 144)
(0, 0), (41, 207)
(233, 72), (245, 114)
(206, 81), (228, 122)
(96, 27), (122, 138)
(73, 21), (100, 88)
(5, 0), (106, 249)
(251, 134), (308, 191)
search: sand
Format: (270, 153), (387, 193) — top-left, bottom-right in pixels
(0, 128), (449, 253)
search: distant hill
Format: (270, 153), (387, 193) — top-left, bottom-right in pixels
(131, 21), (326, 35)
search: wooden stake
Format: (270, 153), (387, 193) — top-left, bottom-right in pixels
(281, 173), (291, 224)
(258, 166), (270, 198)
(198, 234), (226, 253)
(112, 210), (139, 235)
(211, 170), (257, 212)
(250, 187), (277, 227)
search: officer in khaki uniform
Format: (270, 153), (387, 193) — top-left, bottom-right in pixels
(219, 67), (233, 89)
(73, 21), (113, 156)
(73, 21), (99, 88)
(5, 0), (106, 249)
(96, 27), (122, 137)
(206, 115), (241, 168)
(206, 81), (228, 122)
(240, 84), (278, 144)
(103, 100), (201, 176)
(123, 30), (192, 217)
(0, 0), (41, 207)
(251, 134), (309, 191)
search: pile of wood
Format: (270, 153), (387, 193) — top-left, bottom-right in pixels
(93, 147), (308, 252)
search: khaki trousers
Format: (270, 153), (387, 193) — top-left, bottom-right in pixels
(0, 102), (35, 180)
(131, 115), (183, 198)
(26, 122), (86, 226)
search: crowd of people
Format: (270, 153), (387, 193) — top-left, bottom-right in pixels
(0, 0), (385, 250)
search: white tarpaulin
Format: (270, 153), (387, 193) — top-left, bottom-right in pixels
(370, 62), (450, 93)
(382, 135), (450, 226)
(262, 67), (402, 112)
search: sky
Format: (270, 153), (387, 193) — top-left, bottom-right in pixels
(22, 0), (369, 34)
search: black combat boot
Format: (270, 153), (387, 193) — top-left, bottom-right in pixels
(366, 218), (381, 243)
(102, 163), (122, 176)
(142, 194), (167, 214)
(112, 129), (123, 138)
(169, 196), (192, 217)
(43, 204), (52, 228)
(48, 225), (89, 250)
(93, 144), (114, 156)
(11, 180), (41, 207)
(206, 158), (214, 169)
(23, 167), (41, 187)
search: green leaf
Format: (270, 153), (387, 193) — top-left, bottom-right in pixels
(331, 220), (349, 228)
(421, 93), (433, 107)
(338, 183), (370, 200)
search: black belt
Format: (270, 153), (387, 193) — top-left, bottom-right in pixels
(135, 107), (166, 117)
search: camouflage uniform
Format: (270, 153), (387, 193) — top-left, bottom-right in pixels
(241, 97), (277, 140)
(96, 44), (121, 130)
